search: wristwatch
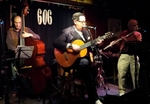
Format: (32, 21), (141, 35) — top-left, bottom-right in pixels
(68, 43), (72, 48)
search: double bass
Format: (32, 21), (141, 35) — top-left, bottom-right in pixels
(19, 1), (52, 94)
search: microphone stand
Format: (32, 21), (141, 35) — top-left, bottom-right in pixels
(0, 20), (10, 104)
(87, 28), (109, 95)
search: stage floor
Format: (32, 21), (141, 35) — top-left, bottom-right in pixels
(0, 83), (131, 104)
(0, 78), (149, 104)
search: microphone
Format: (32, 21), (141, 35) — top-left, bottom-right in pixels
(0, 19), (4, 24)
(83, 25), (96, 29)
(136, 27), (141, 30)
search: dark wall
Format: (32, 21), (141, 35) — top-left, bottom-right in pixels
(93, 0), (150, 40)
(24, 2), (82, 68)
(0, 0), (150, 69)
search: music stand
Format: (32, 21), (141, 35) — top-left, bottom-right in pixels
(121, 41), (150, 88)
(1, 19), (10, 104)
(15, 45), (34, 59)
(15, 45), (34, 104)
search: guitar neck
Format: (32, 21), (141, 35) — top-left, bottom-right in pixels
(20, 37), (25, 46)
(80, 37), (103, 50)
(79, 32), (113, 50)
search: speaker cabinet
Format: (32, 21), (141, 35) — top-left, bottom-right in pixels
(104, 87), (149, 104)
(121, 87), (149, 104)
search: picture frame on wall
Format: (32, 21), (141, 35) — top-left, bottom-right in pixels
(108, 18), (122, 37)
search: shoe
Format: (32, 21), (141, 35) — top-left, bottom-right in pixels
(119, 92), (125, 96)
(11, 92), (17, 99)
(95, 99), (103, 104)
(0, 95), (3, 100)
(74, 78), (82, 85)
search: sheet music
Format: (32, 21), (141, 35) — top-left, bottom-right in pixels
(15, 45), (34, 59)
(121, 41), (150, 55)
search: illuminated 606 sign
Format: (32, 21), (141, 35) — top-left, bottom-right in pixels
(37, 8), (52, 25)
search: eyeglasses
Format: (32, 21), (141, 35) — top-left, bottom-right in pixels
(78, 21), (86, 24)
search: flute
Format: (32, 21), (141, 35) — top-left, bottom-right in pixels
(103, 28), (141, 50)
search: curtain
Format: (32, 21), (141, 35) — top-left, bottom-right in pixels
(25, 2), (82, 67)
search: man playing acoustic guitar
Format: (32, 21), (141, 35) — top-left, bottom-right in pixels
(53, 12), (104, 104)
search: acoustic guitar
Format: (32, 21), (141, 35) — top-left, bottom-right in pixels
(54, 32), (114, 68)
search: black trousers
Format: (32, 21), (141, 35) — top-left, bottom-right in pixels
(0, 74), (4, 96)
(74, 57), (99, 103)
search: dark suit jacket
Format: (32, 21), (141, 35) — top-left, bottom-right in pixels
(53, 26), (90, 52)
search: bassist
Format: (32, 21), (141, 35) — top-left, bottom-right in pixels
(6, 15), (40, 98)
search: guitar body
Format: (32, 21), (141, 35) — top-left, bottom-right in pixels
(54, 32), (114, 68)
(54, 40), (87, 68)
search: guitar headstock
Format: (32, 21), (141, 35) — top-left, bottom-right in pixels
(103, 31), (114, 39)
